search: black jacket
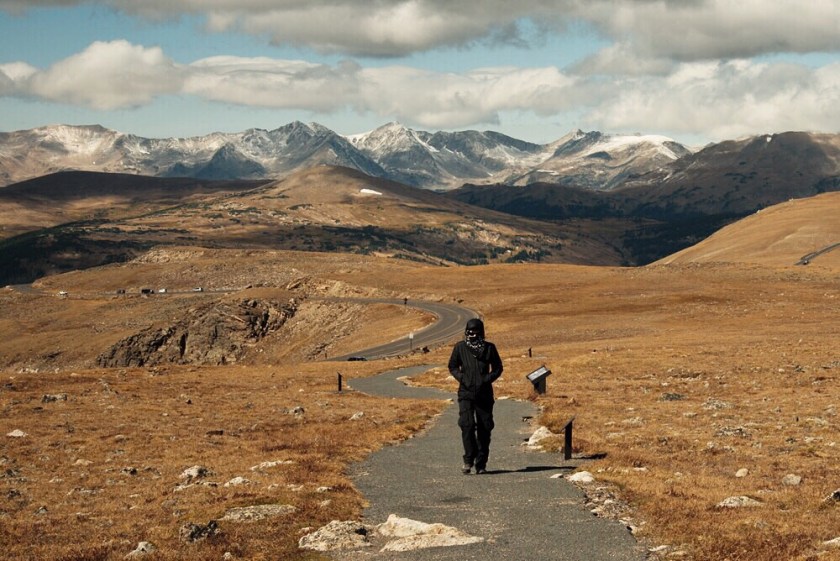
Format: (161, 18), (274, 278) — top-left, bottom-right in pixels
(448, 341), (503, 403)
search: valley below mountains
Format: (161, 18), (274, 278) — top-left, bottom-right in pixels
(0, 123), (838, 285)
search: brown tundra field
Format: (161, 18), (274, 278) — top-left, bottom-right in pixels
(1, 192), (839, 561)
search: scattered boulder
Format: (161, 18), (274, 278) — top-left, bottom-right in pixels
(125, 541), (156, 558)
(702, 398), (731, 410)
(716, 496), (763, 508)
(525, 426), (555, 448)
(715, 426), (750, 438)
(179, 520), (219, 542)
(824, 489), (840, 503)
(224, 476), (250, 487)
(180, 465), (213, 481)
(350, 411), (365, 421)
(735, 468), (749, 478)
(377, 514), (483, 552)
(824, 537), (840, 548)
(6, 429), (27, 438)
(782, 474), (802, 486)
(250, 459), (294, 471)
(42, 393), (68, 403)
(220, 504), (295, 522)
(568, 471), (595, 484)
(299, 520), (373, 551)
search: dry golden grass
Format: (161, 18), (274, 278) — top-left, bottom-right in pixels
(2, 225), (839, 560)
(383, 262), (840, 561)
(0, 362), (446, 561)
(659, 191), (840, 268)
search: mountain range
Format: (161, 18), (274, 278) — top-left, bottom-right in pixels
(1, 121), (839, 284)
(0, 122), (693, 191)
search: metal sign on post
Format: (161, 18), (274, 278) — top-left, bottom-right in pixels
(526, 365), (551, 395)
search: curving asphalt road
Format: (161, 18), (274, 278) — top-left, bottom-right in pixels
(329, 299), (478, 361)
(335, 366), (647, 561)
(796, 241), (840, 265)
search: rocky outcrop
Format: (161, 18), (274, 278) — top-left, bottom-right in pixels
(97, 298), (297, 367)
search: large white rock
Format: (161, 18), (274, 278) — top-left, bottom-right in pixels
(567, 471), (595, 484)
(526, 426), (556, 448)
(377, 514), (483, 552)
(716, 496), (763, 508)
(824, 537), (840, 548)
(299, 520), (373, 551)
(221, 504), (295, 522)
(179, 465), (212, 480)
(124, 542), (156, 558)
(782, 474), (802, 486)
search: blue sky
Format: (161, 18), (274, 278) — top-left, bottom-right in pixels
(1, 1), (838, 146)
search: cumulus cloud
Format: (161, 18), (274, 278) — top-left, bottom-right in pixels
(3, 40), (839, 140)
(182, 56), (577, 128)
(3, 0), (838, 61)
(357, 65), (577, 128)
(583, 59), (840, 140)
(574, 0), (840, 65)
(184, 57), (364, 111)
(15, 41), (184, 109)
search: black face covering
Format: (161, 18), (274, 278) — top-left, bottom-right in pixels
(464, 320), (486, 356)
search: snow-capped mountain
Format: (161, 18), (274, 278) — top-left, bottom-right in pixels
(0, 121), (690, 190)
(0, 122), (384, 186)
(507, 130), (693, 189)
(348, 122), (552, 188)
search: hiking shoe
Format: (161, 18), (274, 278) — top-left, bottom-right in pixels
(461, 464), (472, 474)
(476, 468), (487, 474)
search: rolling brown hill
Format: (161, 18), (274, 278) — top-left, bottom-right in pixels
(0, 166), (629, 285)
(0, 171), (269, 239)
(657, 191), (840, 268)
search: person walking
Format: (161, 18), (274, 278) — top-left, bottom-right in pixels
(448, 318), (503, 474)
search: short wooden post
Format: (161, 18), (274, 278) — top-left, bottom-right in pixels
(563, 416), (576, 460)
(337, 372), (342, 392)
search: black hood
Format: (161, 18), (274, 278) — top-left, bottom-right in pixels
(465, 318), (485, 338)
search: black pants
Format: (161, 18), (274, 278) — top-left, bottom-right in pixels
(458, 398), (494, 469)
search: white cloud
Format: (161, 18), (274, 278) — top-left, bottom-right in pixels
(582, 60), (840, 140)
(575, 0), (840, 62)
(357, 65), (577, 128)
(184, 56), (363, 111)
(4, 0), (837, 61)
(3, 40), (839, 141)
(201, 3), (533, 57)
(184, 57), (577, 129)
(21, 41), (183, 109)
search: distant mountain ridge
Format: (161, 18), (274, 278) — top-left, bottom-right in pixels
(0, 121), (691, 190)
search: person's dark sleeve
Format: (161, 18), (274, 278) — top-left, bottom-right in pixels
(448, 344), (463, 381)
(486, 343), (503, 383)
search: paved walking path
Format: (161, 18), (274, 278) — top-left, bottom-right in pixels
(335, 366), (647, 561)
